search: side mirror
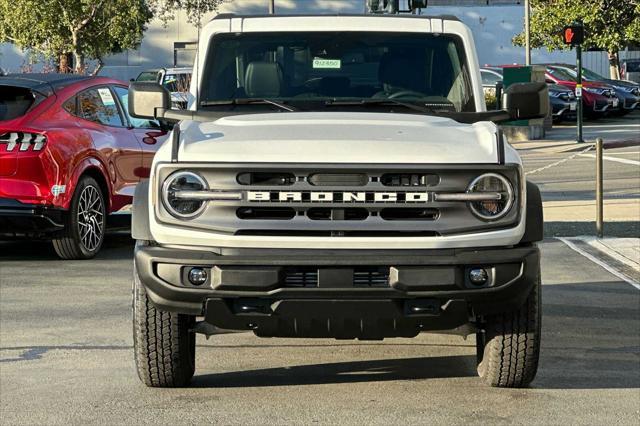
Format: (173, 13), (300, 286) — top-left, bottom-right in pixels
(503, 82), (549, 120)
(128, 82), (170, 119)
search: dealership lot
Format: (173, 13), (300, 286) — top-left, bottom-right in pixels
(0, 236), (638, 425)
(1, 115), (639, 424)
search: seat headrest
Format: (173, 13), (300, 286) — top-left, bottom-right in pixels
(244, 62), (282, 98)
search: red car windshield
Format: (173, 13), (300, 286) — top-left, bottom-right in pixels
(547, 67), (577, 82)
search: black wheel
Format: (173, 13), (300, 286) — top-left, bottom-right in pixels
(133, 261), (196, 387)
(476, 274), (541, 388)
(52, 176), (106, 259)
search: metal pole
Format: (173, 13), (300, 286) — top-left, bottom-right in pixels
(576, 43), (584, 143)
(268, 0), (274, 14)
(525, 0), (531, 65)
(596, 138), (604, 238)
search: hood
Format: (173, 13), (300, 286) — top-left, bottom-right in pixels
(176, 112), (501, 164)
(548, 84), (572, 93)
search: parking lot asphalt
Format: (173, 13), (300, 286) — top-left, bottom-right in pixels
(1, 236), (638, 425)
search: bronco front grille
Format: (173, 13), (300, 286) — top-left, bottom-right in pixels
(155, 163), (521, 237)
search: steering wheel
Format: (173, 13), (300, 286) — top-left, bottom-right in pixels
(388, 90), (425, 99)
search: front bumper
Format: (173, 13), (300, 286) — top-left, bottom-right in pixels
(135, 243), (540, 339)
(0, 198), (65, 237)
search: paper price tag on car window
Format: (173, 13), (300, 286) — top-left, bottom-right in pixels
(313, 58), (341, 69)
(98, 88), (116, 106)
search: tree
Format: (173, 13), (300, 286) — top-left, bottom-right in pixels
(514, 0), (640, 79)
(0, 0), (152, 73)
(147, 0), (228, 25)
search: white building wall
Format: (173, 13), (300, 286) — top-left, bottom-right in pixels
(1, 0), (637, 80)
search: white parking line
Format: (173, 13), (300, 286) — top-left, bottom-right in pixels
(579, 153), (640, 166)
(557, 237), (640, 290)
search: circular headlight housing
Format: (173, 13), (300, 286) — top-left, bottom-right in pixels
(162, 171), (208, 219)
(467, 173), (514, 220)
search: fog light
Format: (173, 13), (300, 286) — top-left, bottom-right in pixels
(469, 268), (488, 286)
(188, 268), (208, 286)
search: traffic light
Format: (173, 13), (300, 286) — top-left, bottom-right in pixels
(563, 22), (585, 45)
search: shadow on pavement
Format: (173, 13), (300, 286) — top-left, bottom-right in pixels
(191, 355), (477, 387)
(534, 282), (640, 390)
(0, 232), (134, 261)
(544, 221), (640, 238)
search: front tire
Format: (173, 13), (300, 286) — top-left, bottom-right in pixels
(133, 263), (196, 387)
(52, 176), (106, 259)
(476, 274), (541, 388)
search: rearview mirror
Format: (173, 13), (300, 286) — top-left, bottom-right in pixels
(503, 82), (548, 120)
(128, 82), (170, 120)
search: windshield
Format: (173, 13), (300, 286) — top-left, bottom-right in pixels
(136, 71), (160, 83)
(200, 32), (475, 112)
(581, 67), (606, 81)
(163, 73), (192, 93)
(547, 66), (577, 82)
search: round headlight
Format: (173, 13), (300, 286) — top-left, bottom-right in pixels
(162, 171), (208, 219)
(467, 173), (514, 220)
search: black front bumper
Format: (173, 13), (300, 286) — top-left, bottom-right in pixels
(135, 243), (540, 339)
(0, 198), (65, 237)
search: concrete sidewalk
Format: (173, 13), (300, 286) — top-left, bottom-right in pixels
(510, 111), (640, 153)
(543, 198), (640, 223)
(559, 236), (640, 285)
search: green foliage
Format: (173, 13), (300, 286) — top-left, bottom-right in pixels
(0, 0), (152, 71)
(148, 0), (228, 25)
(514, 0), (640, 54)
(484, 91), (498, 110)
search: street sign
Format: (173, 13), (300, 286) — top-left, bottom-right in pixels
(563, 24), (584, 45)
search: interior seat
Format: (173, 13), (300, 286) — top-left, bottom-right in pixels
(244, 62), (283, 98)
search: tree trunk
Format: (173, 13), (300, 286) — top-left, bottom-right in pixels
(73, 51), (85, 74)
(92, 58), (104, 76)
(58, 53), (72, 73)
(608, 51), (620, 80)
(71, 31), (84, 74)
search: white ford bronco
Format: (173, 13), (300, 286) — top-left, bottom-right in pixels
(128, 12), (547, 388)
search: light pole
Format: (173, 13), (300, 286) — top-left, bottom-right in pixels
(525, 0), (531, 65)
(268, 0), (274, 14)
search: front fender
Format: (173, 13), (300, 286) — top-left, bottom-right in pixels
(132, 179), (152, 241)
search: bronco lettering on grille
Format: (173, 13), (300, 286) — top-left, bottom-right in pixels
(247, 191), (433, 203)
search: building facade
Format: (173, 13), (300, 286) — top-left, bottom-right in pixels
(1, 0), (637, 80)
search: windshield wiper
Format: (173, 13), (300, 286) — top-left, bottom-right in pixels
(324, 99), (440, 114)
(200, 98), (298, 112)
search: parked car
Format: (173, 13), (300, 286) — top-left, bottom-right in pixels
(545, 65), (617, 119)
(549, 64), (640, 115)
(621, 58), (640, 83)
(480, 67), (503, 95)
(481, 67), (575, 122)
(0, 73), (166, 259)
(548, 84), (577, 122)
(135, 67), (192, 109)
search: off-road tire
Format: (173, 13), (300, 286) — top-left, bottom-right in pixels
(133, 263), (196, 387)
(476, 275), (541, 388)
(52, 176), (105, 259)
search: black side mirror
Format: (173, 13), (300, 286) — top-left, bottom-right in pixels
(503, 82), (549, 120)
(128, 82), (171, 120)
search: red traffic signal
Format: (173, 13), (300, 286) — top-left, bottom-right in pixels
(563, 24), (584, 45)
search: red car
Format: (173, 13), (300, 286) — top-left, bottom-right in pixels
(0, 74), (166, 259)
(544, 66), (618, 118)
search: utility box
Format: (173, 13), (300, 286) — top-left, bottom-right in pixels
(501, 65), (549, 141)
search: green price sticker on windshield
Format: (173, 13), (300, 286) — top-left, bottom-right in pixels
(313, 58), (341, 69)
